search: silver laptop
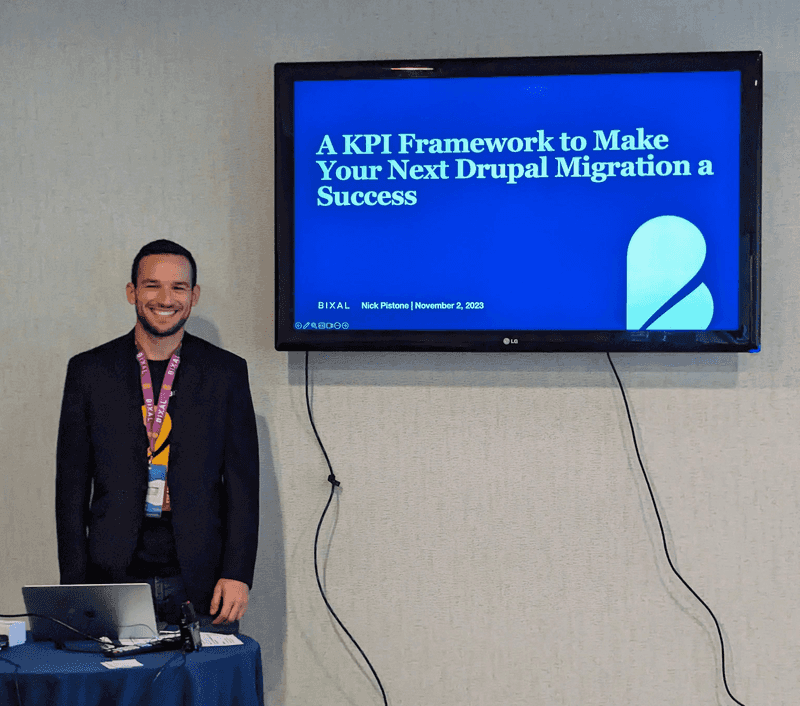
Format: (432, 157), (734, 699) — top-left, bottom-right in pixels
(22, 584), (159, 642)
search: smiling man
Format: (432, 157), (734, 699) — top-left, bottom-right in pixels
(56, 240), (259, 633)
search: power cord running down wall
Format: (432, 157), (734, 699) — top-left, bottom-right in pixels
(306, 351), (389, 706)
(606, 352), (745, 706)
(304, 351), (746, 706)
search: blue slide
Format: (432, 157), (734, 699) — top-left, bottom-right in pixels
(292, 71), (741, 331)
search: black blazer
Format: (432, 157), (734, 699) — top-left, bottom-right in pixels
(56, 330), (259, 614)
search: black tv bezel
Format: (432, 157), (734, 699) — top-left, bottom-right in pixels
(275, 51), (762, 353)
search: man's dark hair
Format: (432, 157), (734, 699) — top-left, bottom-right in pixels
(131, 239), (197, 289)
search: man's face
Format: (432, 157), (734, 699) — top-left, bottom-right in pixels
(126, 254), (200, 338)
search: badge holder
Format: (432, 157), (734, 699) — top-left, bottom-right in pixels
(145, 463), (168, 518)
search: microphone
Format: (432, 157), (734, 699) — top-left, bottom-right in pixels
(179, 601), (201, 652)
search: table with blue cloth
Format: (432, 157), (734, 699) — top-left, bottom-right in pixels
(0, 633), (264, 706)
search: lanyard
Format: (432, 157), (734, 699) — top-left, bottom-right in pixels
(136, 346), (181, 460)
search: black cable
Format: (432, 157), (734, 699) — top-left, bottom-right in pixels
(606, 352), (745, 706)
(0, 613), (109, 646)
(0, 615), (112, 705)
(305, 350), (388, 706)
(151, 649), (186, 686)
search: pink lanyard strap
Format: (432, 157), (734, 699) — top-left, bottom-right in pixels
(135, 346), (181, 459)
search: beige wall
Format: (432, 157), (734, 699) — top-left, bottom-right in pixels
(2, 1), (798, 704)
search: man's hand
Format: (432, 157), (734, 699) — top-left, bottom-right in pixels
(210, 578), (249, 624)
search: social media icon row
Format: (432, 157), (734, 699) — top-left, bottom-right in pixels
(294, 322), (350, 330)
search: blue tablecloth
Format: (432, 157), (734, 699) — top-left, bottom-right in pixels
(0, 634), (264, 706)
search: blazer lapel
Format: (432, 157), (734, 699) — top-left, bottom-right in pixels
(120, 330), (150, 473)
(167, 332), (202, 475)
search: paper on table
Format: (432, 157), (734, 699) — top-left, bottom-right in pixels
(102, 659), (143, 669)
(200, 633), (243, 647)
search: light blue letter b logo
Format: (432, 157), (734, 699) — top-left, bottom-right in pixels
(626, 216), (714, 330)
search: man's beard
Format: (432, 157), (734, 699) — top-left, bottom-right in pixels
(137, 310), (188, 338)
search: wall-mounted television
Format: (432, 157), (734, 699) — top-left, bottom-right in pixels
(275, 51), (761, 352)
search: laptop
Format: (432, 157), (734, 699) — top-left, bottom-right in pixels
(22, 584), (159, 642)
